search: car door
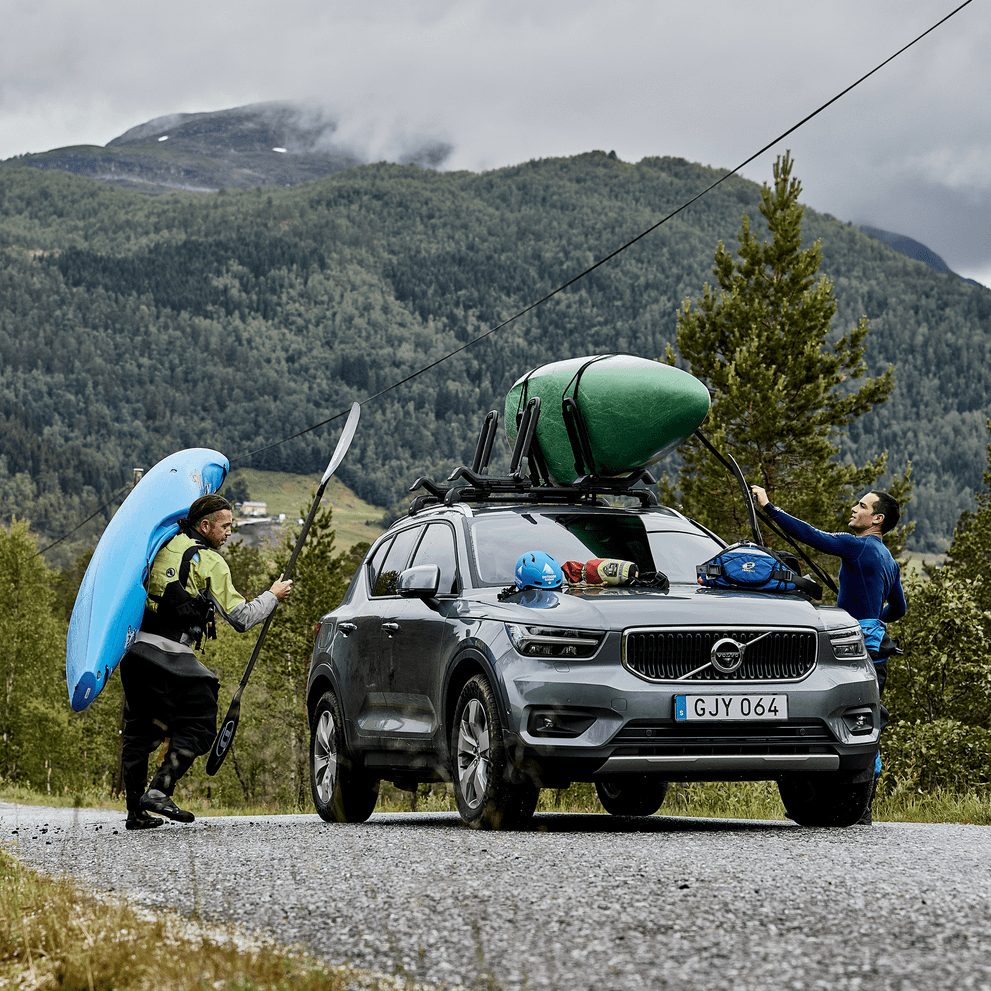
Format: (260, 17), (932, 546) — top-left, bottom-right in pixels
(375, 521), (461, 748)
(351, 524), (423, 742)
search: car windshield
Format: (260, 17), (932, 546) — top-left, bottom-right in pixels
(469, 512), (721, 586)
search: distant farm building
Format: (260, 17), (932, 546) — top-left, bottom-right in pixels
(240, 501), (268, 517)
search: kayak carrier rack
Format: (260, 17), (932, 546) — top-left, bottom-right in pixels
(408, 398), (658, 513)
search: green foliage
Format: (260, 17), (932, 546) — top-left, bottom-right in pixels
(885, 424), (991, 791)
(221, 538), (270, 601)
(220, 471), (251, 506)
(0, 521), (75, 791)
(887, 574), (991, 722)
(941, 419), (991, 597)
(883, 718), (991, 794)
(0, 155), (987, 556)
(50, 548), (93, 622)
(664, 153), (899, 558)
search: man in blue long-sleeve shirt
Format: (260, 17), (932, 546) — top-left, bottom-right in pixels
(750, 486), (905, 823)
(750, 487), (906, 629)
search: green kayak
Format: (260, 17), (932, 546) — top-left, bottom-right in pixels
(505, 354), (710, 484)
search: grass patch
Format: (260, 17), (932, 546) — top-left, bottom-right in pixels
(0, 848), (381, 991)
(6, 777), (989, 826)
(374, 780), (788, 819)
(0, 784), (292, 820)
(372, 778), (991, 824)
(874, 781), (991, 825)
(228, 468), (386, 552)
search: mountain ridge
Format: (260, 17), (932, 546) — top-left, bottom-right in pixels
(6, 101), (972, 288)
(858, 224), (979, 287)
(5, 101), (452, 195)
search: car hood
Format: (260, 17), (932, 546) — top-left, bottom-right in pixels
(465, 582), (840, 631)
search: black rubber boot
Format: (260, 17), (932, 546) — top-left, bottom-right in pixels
(141, 748), (197, 822)
(125, 809), (165, 831)
(139, 789), (195, 823)
(148, 748), (196, 795)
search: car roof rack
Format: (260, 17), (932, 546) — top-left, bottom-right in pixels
(408, 398), (659, 514)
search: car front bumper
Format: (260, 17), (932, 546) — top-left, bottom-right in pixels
(494, 639), (881, 784)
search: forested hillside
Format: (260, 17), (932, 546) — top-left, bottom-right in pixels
(1, 152), (988, 558)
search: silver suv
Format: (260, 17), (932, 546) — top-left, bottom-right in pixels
(306, 408), (880, 829)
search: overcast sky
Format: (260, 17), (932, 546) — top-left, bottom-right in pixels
(3, 0), (988, 286)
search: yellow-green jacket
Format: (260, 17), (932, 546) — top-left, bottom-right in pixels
(131, 531), (277, 677)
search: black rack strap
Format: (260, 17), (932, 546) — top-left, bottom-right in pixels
(694, 429), (763, 545)
(560, 354), (613, 478)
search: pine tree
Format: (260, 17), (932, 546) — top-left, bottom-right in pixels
(942, 419), (991, 599)
(664, 152), (906, 566)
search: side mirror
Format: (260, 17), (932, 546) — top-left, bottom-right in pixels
(397, 564), (441, 599)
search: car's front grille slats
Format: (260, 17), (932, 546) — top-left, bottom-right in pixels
(624, 628), (817, 682)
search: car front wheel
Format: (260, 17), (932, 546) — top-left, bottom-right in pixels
(451, 675), (539, 830)
(310, 691), (380, 823)
(595, 776), (668, 817)
(777, 770), (873, 827)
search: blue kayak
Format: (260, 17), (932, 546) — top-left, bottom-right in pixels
(66, 448), (228, 711)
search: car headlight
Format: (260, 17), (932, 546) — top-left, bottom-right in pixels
(506, 624), (605, 658)
(829, 626), (868, 660)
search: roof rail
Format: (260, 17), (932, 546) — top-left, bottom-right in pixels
(408, 402), (659, 514)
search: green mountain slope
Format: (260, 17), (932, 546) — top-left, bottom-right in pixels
(1, 152), (987, 556)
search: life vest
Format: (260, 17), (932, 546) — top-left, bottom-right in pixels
(142, 532), (217, 648)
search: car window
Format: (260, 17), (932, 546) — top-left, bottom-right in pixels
(470, 513), (720, 586)
(410, 522), (459, 594)
(365, 537), (394, 595)
(370, 526), (422, 597)
(645, 531), (723, 582)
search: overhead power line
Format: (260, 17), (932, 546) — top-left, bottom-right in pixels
(34, 487), (129, 557)
(233, 0), (975, 465)
(37, 0), (974, 555)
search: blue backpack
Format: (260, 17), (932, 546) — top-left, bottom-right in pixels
(697, 542), (822, 599)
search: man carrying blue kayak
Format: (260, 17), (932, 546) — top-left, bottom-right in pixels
(120, 494), (293, 830)
(750, 485), (906, 823)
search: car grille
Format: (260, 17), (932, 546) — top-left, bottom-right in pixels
(623, 628), (817, 682)
(615, 720), (832, 747)
(608, 720), (835, 760)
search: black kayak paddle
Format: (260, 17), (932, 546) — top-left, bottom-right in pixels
(206, 402), (361, 776)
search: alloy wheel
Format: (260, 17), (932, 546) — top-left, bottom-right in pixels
(312, 709), (339, 805)
(456, 697), (491, 809)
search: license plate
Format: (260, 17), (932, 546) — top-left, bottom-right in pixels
(674, 694), (788, 721)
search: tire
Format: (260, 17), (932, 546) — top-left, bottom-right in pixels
(595, 776), (668, 817)
(451, 675), (539, 830)
(310, 691), (380, 823)
(778, 771), (873, 827)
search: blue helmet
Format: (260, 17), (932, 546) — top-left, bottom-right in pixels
(515, 551), (564, 590)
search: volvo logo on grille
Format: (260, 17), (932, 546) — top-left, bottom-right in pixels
(711, 636), (745, 673)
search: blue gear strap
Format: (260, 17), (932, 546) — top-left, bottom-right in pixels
(858, 618), (886, 655)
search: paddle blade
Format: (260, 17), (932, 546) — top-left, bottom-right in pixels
(321, 402), (361, 484)
(206, 694), (242, 776)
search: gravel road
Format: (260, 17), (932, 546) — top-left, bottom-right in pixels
(3, 802), (990, 991)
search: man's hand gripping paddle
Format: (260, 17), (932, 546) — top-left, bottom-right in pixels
(206, 402), (361, 776)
